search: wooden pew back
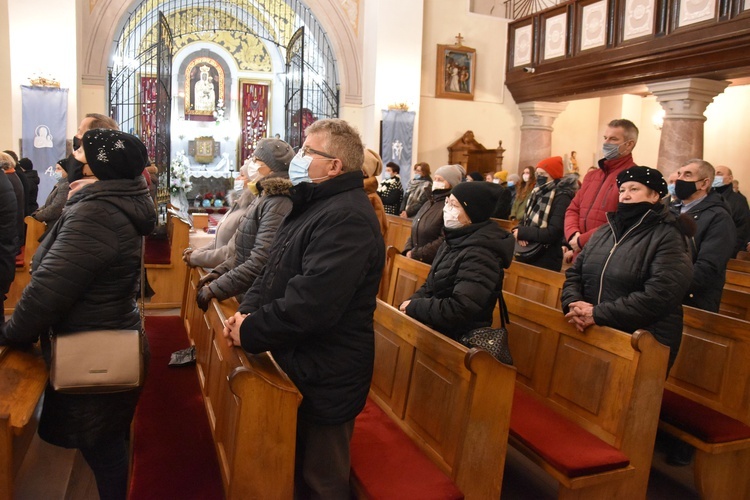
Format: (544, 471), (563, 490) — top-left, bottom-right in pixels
(369, 299), (516, 499)
(146, 210), (190, 308)
(4, 217), (46, 314)
(504, 292), (669, 497)
(0, 347), (48, 500)
(383, 251), (429, 307)
(667, 306), (750, 425)
(182, 267), (302, 499)
(384, 214), (412, 253)
(728, 258), (750, 274)
(503, 261), (565, 309)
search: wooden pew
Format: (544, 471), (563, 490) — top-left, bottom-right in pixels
(491, 217), (517, 232)
(720, 269), (750, 321)
(352, 300), (516, 499)
(659, 306), (750, 499)
(145, 209), (191, 309)
(727, 258), (750, 274)
(182, 266), (302, 499)
(504, 261), (565, 310)
(504, 292), (669, 499)
(384, 213), (412, 253)
(382, 251), (429, 307)
(0, 346), (48, 500)
(4, 216), (46, 315)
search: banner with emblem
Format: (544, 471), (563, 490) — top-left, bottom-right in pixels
(380, 110), (415, 183)
(21, 85), (68, 204)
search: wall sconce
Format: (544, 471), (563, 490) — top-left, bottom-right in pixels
(652, 109), (665, 130)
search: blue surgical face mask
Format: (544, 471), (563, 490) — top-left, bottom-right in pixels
(288, 150), (331, 186)
(667, 183), (676, 197)
(712, 175), (724, 188)
(289, 152), (313, 186)
(52, 170), (63, 181)
(507, 181), (515, 188)
(382, 171), (391, 180)
(602, 143), (620, 160)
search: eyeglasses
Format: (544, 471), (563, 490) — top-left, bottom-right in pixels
(301, 146), (336, 160)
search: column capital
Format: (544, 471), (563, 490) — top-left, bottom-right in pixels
(517, 101), (568, 131)
(647, 78), (729, 121)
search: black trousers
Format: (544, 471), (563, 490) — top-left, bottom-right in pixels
(80, 435), (129, 500)
(294, 418), (355, 500)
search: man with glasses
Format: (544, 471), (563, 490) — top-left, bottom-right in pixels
(671, 158), (735, 313)
(223, 119), (385, 498)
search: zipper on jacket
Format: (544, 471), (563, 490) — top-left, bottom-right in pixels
(597, 211), (650, 304)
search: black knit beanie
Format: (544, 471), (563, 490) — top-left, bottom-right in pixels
(82, 129), (148, 180)
(451, 181), (502, 223)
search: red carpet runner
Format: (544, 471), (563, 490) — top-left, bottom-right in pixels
(129, 316), (224, 499)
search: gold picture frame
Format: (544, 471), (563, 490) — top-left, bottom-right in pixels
(436, 44), (476, 101)
(194, 136), (216, 164)
(184, 56), (225, 117)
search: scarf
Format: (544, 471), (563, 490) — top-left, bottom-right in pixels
(523, 179), (557, 228)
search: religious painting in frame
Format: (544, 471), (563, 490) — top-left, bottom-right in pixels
(436, 44), (476, 101)
(578, 0), (607, 52)
(542, 10), (568, 61)
(622, 0), (655, 41)
(136, 73), (158, 161)
(240, 80), (270, 167)
(184, 56), (225, 118)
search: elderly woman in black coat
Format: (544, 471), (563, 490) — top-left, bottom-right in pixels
(0, 129), (157, 500)
(400, 182), (515, 340)
(562, 166), (693, 367)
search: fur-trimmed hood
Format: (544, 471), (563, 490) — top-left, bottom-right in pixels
(259, 176), (293, 196)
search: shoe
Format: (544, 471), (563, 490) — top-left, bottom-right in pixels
(666, 440), (694, 466)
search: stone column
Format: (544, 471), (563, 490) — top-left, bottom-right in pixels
(647, 78), (729, 176)
(517, 101), (568, 172)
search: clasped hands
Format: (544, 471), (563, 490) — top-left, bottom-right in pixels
(565, 301), (595, 332)
(222, 311), (247, 348)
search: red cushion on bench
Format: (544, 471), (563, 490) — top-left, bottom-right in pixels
(510, 390), (630, 478)
(351, 398), (463, 500)
(660, 389), (750, 443)
(145, 236), (171, 265)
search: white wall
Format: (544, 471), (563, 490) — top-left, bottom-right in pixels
(7, 0), (78, 152)
(418, 0), (520, 172)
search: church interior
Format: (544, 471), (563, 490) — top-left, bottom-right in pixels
(2, 0), (750, 498)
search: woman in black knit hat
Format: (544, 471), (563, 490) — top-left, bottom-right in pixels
(1, 128), (157, 500)
(399, 182), (515, 341)
(562, 165), (694, 369)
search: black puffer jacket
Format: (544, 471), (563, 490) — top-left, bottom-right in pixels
(238, 171), (385, 425)
(0, 170), (18, 297)
(210, 176), (293, 301)
(516, 175), (578, 271)
(0, 178), (156, 448)
(403, 189), (450, 264)
(405, 221), (515, 340)
(562, 203), (693, 364)
(715, 184), (750, 256)
(671, 191), (735, 312)
(23, 168), (40, 213)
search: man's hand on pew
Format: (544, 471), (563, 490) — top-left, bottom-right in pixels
(565, 301), (595, 332)
(223, 311), (248, 348)
(198, 271), (220, 288)
(399, 300), (411, 313)
(196, 286), (215, 311)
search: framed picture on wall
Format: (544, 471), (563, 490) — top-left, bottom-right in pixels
(435, 44), (476, 101)
(184, 56), (225, 118)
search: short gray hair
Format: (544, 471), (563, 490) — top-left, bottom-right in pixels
(608, 118), (639, 143)
(683, 158), (715, 184)
(305, 119), (364, 173)
(0, 152), (14, 170)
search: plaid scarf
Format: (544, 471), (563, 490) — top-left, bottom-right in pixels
(523, 180), (557, 228)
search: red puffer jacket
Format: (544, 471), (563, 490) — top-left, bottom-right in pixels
(564, 154), (635, 253)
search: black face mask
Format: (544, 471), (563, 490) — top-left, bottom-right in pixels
(674, 179), (701, 201)
(536, 175), (548, 187)
(73, 136), (81, 151)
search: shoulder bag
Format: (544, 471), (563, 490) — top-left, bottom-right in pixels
(49, 238), (145, 394)
(513, 240), (547, 263)
(458, 292), (513, 365)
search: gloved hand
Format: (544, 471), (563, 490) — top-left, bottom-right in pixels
(198, 271), (220, 288)
(196, 286), (215, 312)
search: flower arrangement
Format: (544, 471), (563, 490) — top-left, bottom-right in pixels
(170, 151), (192, 195)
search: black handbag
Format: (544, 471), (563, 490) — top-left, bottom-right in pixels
(513, 240), (546, 263)
(459, 293), (513, 365)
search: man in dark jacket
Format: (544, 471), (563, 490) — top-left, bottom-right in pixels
(0, 168), (18, 316)
(564, 119), (638, 259)
(223, 118), (385, 499)
(714, 165), (750, 256)
(671, 159), (735, 312)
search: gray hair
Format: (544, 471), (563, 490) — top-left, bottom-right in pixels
(0, 152), (14, 170)
(608, 118), (639, 143)
(683, 158), (715, 185)
(305, 119), (364, 173)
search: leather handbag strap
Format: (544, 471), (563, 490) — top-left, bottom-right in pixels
(497, 291), (510, 328)
(139, 236), (145, 335)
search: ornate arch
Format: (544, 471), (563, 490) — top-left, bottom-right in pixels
(81, 0), (363, 105)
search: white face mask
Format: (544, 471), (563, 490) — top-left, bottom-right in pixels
(492, 179), (500, 184)
(443, 203), (464, 229)
(245, 160), (260, 180)
(432, 180), (447, 190)
(234, 179), (245, 191)
(522, 173), (530, 182)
